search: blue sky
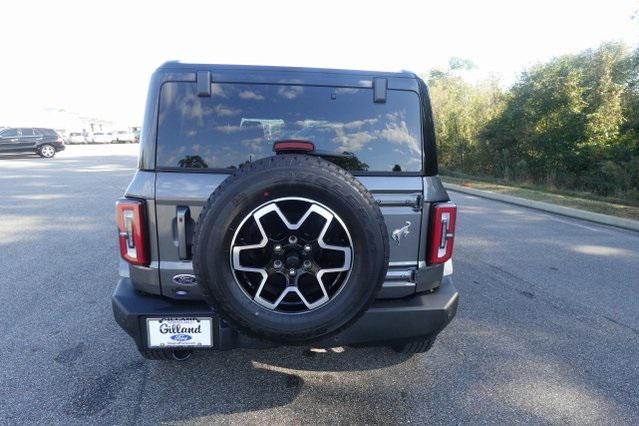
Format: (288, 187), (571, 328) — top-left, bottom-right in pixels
(1, 0), (637, 125)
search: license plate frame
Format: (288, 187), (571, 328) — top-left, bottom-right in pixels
(146, 317), (213, 348)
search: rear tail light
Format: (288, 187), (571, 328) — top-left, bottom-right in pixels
(115, 198), (149, 266)
(427, 202), (457, 265)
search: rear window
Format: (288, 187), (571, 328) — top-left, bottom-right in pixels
(156, 82), (422, 172)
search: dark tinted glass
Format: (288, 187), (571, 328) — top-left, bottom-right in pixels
(35, 128), (56, 136)
(157, 82), (422, 172)
(1, 128), (19, 137)
(21, 129), (35, 136)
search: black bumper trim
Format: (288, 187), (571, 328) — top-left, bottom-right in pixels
(112, 276), (458, 350)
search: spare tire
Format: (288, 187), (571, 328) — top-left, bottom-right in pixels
(192, 154), (389, 343)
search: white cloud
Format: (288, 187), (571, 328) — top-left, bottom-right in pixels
(344, 118), (378, 129)
(295, 118), (377, 131)
(214, 104), (240, 117)
(211, 85), (228, 98)
(379, 121), (420, 155)
(177, 93), (208, 124)
(240, 137), (266, 153)
(239, 90), (265, 100)
(215, 124), (243, 133)
(278, 86), (304, 99)
(333, 131), (376, 152)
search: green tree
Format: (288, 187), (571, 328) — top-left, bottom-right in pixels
(425, 64), (505, 175)
(428, 42), (639, 203)
(478, 42), (636, 188)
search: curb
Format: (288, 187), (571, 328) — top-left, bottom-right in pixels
(444, 182), (639, 232)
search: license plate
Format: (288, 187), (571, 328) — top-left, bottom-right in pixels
(146, 317), (213, 348)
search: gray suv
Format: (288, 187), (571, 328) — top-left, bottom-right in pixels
(112, 63), (459, 360)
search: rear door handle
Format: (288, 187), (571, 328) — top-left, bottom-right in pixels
(177, 206), (191, 260)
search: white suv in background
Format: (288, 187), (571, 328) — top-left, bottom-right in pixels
(91, 132), (114, 143)
(68, 132), (87, 144)
(113, 130), (136, 143)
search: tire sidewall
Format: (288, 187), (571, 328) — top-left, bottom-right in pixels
(39, 144), (55, 158)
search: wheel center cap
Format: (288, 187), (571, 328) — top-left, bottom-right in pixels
(285, 252), (301, 268)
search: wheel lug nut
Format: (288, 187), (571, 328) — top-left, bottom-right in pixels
(273, 260), (283, 269)
(289, 268), (296, 276)
(303, 260), (312, 269)
(288, 235), (298, 244)
(273, 244), (283, 253)
(303, 245), (312, 253)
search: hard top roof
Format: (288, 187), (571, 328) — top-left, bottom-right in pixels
(156, 61), (418, 79)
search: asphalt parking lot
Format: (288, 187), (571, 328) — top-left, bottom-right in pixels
(1, 144), (638, 425)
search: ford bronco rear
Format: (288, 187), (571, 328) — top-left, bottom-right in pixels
(112, 63), (458, 360)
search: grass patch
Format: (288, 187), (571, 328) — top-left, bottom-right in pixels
(442, 175), (639, 221)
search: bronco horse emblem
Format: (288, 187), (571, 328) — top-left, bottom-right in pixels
(391, 221), (411, 246)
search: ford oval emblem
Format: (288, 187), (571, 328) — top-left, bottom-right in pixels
(170, 334), (192, 342)
(173, 274), (197, 285)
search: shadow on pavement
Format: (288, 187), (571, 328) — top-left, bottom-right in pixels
(109, 346), (414, 422)
(0, 153), (40, 159)
(246, 344), (413, 372)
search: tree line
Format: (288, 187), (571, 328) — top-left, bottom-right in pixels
(426, 42), (639, 203)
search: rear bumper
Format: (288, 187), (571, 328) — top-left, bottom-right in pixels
(112, 277), (458, 351)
